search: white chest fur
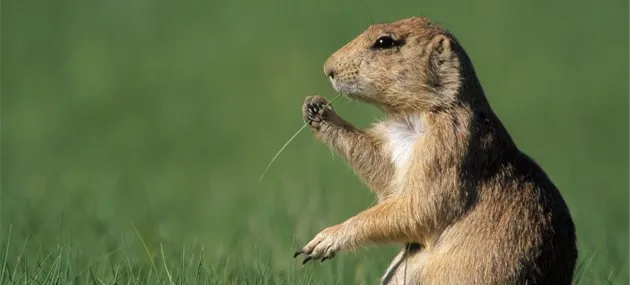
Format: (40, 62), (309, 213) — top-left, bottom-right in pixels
(385, 115), (425, 169)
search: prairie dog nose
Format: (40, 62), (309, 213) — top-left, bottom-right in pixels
(323, 55), (338, 79)
(325, 67), (336, 79)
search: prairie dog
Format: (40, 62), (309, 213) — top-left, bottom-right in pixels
(293, 17), (577, 285)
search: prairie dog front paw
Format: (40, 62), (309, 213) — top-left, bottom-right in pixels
(294, 224), (350, 264)
(302, 95), (338, 130)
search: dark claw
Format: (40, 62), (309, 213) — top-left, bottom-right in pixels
(293, 250), (302, 258)
(302, 256), (313, 265)
(307, 106), (316, 117)
(321, 257), (328, 263)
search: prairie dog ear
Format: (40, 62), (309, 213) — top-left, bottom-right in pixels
(427, 35), (457, 89)
(429, 35), (453, 61)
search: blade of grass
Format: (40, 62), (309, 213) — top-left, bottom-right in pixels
(160, 243), (174, 285)
(21, 241), (28, 285)
(604, 270), (614, 285)
(42, 246), (62, 284)
(122, 238), (140, 285)
(31, 251), (52, 283)
(112, 263), (123, 285)
(258, 93), (343, 182)
(130, 221), (163, 285)
(258, 123), (310, 182)
(76, 246), (123, 279)
(0, 224), (12, 284)
(195, 253), (202, 285)
(54, 246), (63, 285)
(11, 235), (28, 283)
(201, 247), (211, 285)
(573, 251), (596, 285)
(177, 244), (184, 285)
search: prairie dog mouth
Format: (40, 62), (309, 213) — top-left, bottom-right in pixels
(328, 76), (340, 92)
(329, 77), (361, 98)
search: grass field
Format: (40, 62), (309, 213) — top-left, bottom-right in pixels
(1, 0), (628, 284)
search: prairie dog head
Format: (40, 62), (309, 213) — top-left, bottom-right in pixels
(324, 17), (479, 112)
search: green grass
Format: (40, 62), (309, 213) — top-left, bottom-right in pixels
(1, 0), (628, 284)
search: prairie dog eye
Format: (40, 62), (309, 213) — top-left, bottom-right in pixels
(372, 36), (397, 49)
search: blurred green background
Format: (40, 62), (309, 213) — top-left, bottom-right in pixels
(2, 0), (628, 284)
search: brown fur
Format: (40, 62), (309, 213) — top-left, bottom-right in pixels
(294, 17), (577, 285)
